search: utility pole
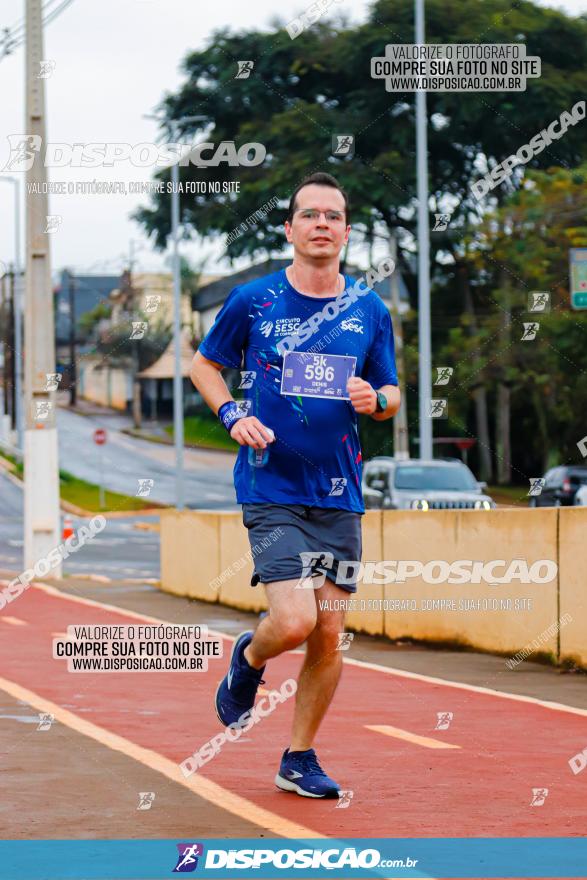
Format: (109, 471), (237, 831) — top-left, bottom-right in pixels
(8, 269), (16, 429)
(415, 0), (433, 460)
(68, 270), (76, 406)
(24, 0), (61, 574)
(0, 176), (23, 452)
(389, 235), (409, 459)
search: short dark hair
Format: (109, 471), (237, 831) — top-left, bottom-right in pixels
(286, 172), (350, 225)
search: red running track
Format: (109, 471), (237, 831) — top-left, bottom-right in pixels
(0, 583), (585, 842)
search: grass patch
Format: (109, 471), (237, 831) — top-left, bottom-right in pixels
(166, 415), (239, 452)
(58, 470), (162, 512)
(0, 452), (160, 512)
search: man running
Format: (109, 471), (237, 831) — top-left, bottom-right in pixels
(190, 171), (400, 798)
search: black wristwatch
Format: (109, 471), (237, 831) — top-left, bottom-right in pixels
(375, 391), (387, 413)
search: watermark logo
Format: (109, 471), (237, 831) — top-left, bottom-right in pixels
(180, 679), (297, 777)
(528, 292), (550, 313)
(372, 43), (541, 93)
(0, 515), (107, 612)
(235, 61), (254, 79)
(434, 367), (453, 385)
(521, 322), (539, 341)
(286, 0), (343, 40)
(37, 60), (56, 79)
(332, 134), (355, 158)
(336, 790), (354, 809)
(277, 257), (395, 354)
(336, 632), (354, 651)
(435, 711), (453, 730)
(137, 792), (155, 810)
(569, 747), (587, 776)
(471, 100), (585, 200)
(130, 321), (148, 340)
(429, 399), (447, 418)
(577, 436), (587, 458)
(433, 213), (451, 232)
(136, 479), (154, 498)
(37, 712), (55, 731)
(329, 477), (347, 496)
(226, 196), (280, 245)
(1, 135), (267, 171)
(238, 371), (256, 389)
(45, 372), (61, 391)
(295, 552), (334, 589)
(34, 400), (52, 420)
(299, 557), (558, 587)
(528, 478), (545, 497)
(44, 215), (62, 234)
(530, 788), (549, 806)
(144, 294), (161, 313)
(173, 843), (204, 873)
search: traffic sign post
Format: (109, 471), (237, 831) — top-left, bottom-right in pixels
(570, 248), (587, 310)
(93, 429), (107, 509)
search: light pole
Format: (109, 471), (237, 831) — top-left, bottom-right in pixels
(0, 175), (23, 453)
(415, 0), (433, 460)
(143, 113), (207, 510)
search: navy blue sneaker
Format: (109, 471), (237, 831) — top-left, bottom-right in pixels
(215, 631), (265, 728)
(275, 748), (340, 798)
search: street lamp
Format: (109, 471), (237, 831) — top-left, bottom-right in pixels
(415, 0), (433, 460)
(143, 113), (208, 510)
(0, 175), (23, 453)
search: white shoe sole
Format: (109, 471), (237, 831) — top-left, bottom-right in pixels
(274, 773), (331, 798)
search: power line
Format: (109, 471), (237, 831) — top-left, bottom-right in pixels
(0, 0), (76, 61)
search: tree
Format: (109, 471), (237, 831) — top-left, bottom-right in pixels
(134, 0), (587, 474)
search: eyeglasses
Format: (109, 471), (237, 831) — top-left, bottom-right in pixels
(294, 209), (346, 224)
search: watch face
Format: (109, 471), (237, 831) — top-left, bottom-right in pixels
(376, 392), (387, 412)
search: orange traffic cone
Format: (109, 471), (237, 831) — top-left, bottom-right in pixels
(62, 516), (74, 540)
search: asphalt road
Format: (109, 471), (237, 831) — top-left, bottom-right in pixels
(56, 405), (237, 509)
(0, 470), (160, 579)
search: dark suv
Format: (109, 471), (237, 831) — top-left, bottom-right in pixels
(529, 466), (587, 507)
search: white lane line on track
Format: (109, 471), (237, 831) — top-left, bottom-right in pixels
(7, 579), (587, 719)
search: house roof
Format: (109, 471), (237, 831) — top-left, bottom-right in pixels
(137, 328), (195, 379)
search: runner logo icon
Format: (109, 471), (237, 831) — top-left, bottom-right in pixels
(173, 843), (204, 872)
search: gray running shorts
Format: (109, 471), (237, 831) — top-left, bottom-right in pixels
(242, 503), (363, 594)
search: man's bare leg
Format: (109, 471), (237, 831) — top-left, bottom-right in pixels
(244, 577), (317, 670)
(289, 578), (346, 751)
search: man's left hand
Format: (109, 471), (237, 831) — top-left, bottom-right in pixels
(347, 377), (377, 414)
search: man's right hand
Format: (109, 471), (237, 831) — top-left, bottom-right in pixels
(230, 417), (275, 450)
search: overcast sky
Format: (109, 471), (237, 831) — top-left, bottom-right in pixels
(0, 0), (585, 280)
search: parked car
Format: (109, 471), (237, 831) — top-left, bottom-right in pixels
(573, 484), (587, 507)
(362, 457), (495, 510)
(529, 466), (587, 507)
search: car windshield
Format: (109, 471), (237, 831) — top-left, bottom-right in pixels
(394, 465), (478, 491)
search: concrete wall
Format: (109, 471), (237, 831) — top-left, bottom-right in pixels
(159, 507), (581, 663)
(558, 507), (587, 667)
(79, 360), (130, 410)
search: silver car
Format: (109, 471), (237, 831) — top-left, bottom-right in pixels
(362, 457), (495, 510)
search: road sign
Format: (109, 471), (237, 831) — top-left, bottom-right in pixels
(93, 428), (107, 445)
(570, 248), (587, 310)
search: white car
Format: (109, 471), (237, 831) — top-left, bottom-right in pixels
(574, 484), (587, 506)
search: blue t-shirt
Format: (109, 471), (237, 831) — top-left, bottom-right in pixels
(198, 268), (397, 513)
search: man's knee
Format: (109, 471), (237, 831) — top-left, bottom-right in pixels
(309, 617), (346, 656)
(274, 610), (317, 649)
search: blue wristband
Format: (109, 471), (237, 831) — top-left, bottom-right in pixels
(218, 400), (251, 433)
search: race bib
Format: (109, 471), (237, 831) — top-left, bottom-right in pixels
(280, 352), (356, 400)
